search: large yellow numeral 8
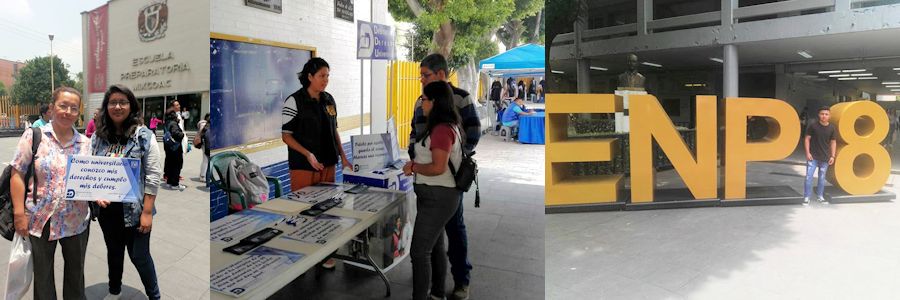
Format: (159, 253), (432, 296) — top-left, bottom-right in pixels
(826, 101), (891, 195)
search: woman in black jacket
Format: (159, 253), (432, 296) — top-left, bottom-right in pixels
(163, 101), (185, 191)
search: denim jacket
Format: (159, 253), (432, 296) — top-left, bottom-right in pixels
(90, 126), (162, 227)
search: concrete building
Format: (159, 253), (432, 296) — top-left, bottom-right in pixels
(549, 0), (900, 124)
(0, 59), (26, 91)
(82, 0), (210, 130)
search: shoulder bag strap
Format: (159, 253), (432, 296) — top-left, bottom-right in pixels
(447, 126), (464, 176)
(28, 127), (40, 204)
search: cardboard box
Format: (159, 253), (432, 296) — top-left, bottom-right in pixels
(342, 167), (412, 192)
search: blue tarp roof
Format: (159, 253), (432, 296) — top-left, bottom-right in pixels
(479, 44), (545, 77)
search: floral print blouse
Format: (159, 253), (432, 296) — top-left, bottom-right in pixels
(10, 124), (91, 241)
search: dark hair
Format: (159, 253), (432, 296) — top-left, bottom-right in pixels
(818, 106), (830, 113)
(51, 86), (82, 104)
(298, 57), (330, 87)
(166, 99), (180, 114)
(204, 113), (210, 121)
(420, 54), (448, 77)
(421, 81), (461, 139)
(39, 103), (50, 115)
(96, 84), (142, 140)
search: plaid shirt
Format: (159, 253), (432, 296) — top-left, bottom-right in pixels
(10, 123), (90, 241)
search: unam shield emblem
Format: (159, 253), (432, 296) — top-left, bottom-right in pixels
(138, 2), (168, 42)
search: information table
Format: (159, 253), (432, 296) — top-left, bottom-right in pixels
(518, 111), (545, 144)
(210, 184), (409, 299)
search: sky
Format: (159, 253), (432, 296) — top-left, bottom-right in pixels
(0, 0), (108, 77)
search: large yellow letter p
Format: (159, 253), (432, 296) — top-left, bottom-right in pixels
(725, 98), (800, 199)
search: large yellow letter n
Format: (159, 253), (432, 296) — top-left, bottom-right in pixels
(629, 95), (717, 202)
(725, 98), (800, 199)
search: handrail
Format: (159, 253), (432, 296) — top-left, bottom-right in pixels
(554, 23), (638, 44)
(556, 0), (848, 44)
(734, 0), (834, 19)
(647, 11), (721, 30)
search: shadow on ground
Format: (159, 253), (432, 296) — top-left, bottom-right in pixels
(546, 142), (900, 299)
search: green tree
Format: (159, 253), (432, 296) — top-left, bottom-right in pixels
(11, 56), (75, 105)
(390, 0), (513, 58)
(73, 71), (84, 95)
(546, 0), (577, 92)
(497, 0), (543, 49)
(0, 82), (7, 98)
(523, 8), (544, 44)
(390, 0), (514, 94)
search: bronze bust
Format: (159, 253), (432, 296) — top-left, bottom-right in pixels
(617, 53), (646, 90)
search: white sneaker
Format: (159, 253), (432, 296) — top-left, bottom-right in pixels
(103, 293), (121, 300)
(802, 197), (810, 205)
(817, 196), (828, 204)
(176, 184), (186, 191)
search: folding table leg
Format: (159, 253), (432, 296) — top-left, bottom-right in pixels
(362, 229), (391, 297)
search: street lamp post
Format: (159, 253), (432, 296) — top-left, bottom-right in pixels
(49, 34), (55, 94)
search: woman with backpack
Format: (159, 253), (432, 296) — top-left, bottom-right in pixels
(196, 113), (210, 181)
(163, 101), (186, 190)
(91, 84), (163, 300)
(9, 87), (92, 299)
(402, 81), (464, 300)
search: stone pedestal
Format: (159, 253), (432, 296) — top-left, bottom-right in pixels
(614, 89), (647, 133)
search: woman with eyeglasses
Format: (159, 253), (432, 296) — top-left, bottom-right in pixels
(402, 81), (464, 300)
(8, 87), (92, 299)
(91, 84), (162, 300)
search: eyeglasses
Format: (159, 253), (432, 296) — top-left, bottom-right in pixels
(419, 72), (434, 79)
(108, 101), (130, 108)
(55, 104), (79, 113)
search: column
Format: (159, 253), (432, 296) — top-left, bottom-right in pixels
(724, 44), (738, 98)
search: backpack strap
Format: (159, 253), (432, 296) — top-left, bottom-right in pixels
(26, 127), (41, 205)
(446, 126), (464, 177)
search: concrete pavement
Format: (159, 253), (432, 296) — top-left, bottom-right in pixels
(269, 131), (546, 299)
(547, 147), (900, 299)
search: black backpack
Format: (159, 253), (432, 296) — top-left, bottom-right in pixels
(0, 127), (41, 241)
(447, 128), (481, 207)
(490, 82), (502, 101)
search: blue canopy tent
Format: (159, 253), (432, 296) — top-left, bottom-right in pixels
(478, 43), (545, 77)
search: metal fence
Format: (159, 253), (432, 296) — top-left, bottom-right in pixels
(0, 96), (40, 130)
(387, 61), (469, 149)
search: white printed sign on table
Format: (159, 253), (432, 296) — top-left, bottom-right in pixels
(350, 133), (397, 172)
(210, 246), (303, 297)
(210, 210), (284, 244)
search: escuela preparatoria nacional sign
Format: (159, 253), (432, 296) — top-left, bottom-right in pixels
(545, 94), (891, 208)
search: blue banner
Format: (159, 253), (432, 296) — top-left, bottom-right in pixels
(357, 21), (394, 60)
(209, 38), (313, 150)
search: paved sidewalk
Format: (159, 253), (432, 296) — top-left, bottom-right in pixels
(269, 133), (545, 299)
(547, 158), (900, 299)
(0, 137), (209, 300)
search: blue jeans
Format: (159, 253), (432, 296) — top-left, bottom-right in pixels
(804, 159), (829, 198)
(445, 192), (472, 286)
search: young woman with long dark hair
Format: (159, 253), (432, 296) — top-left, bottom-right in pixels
(91, 84), (162, 300)
(402, 81), (464, 300)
